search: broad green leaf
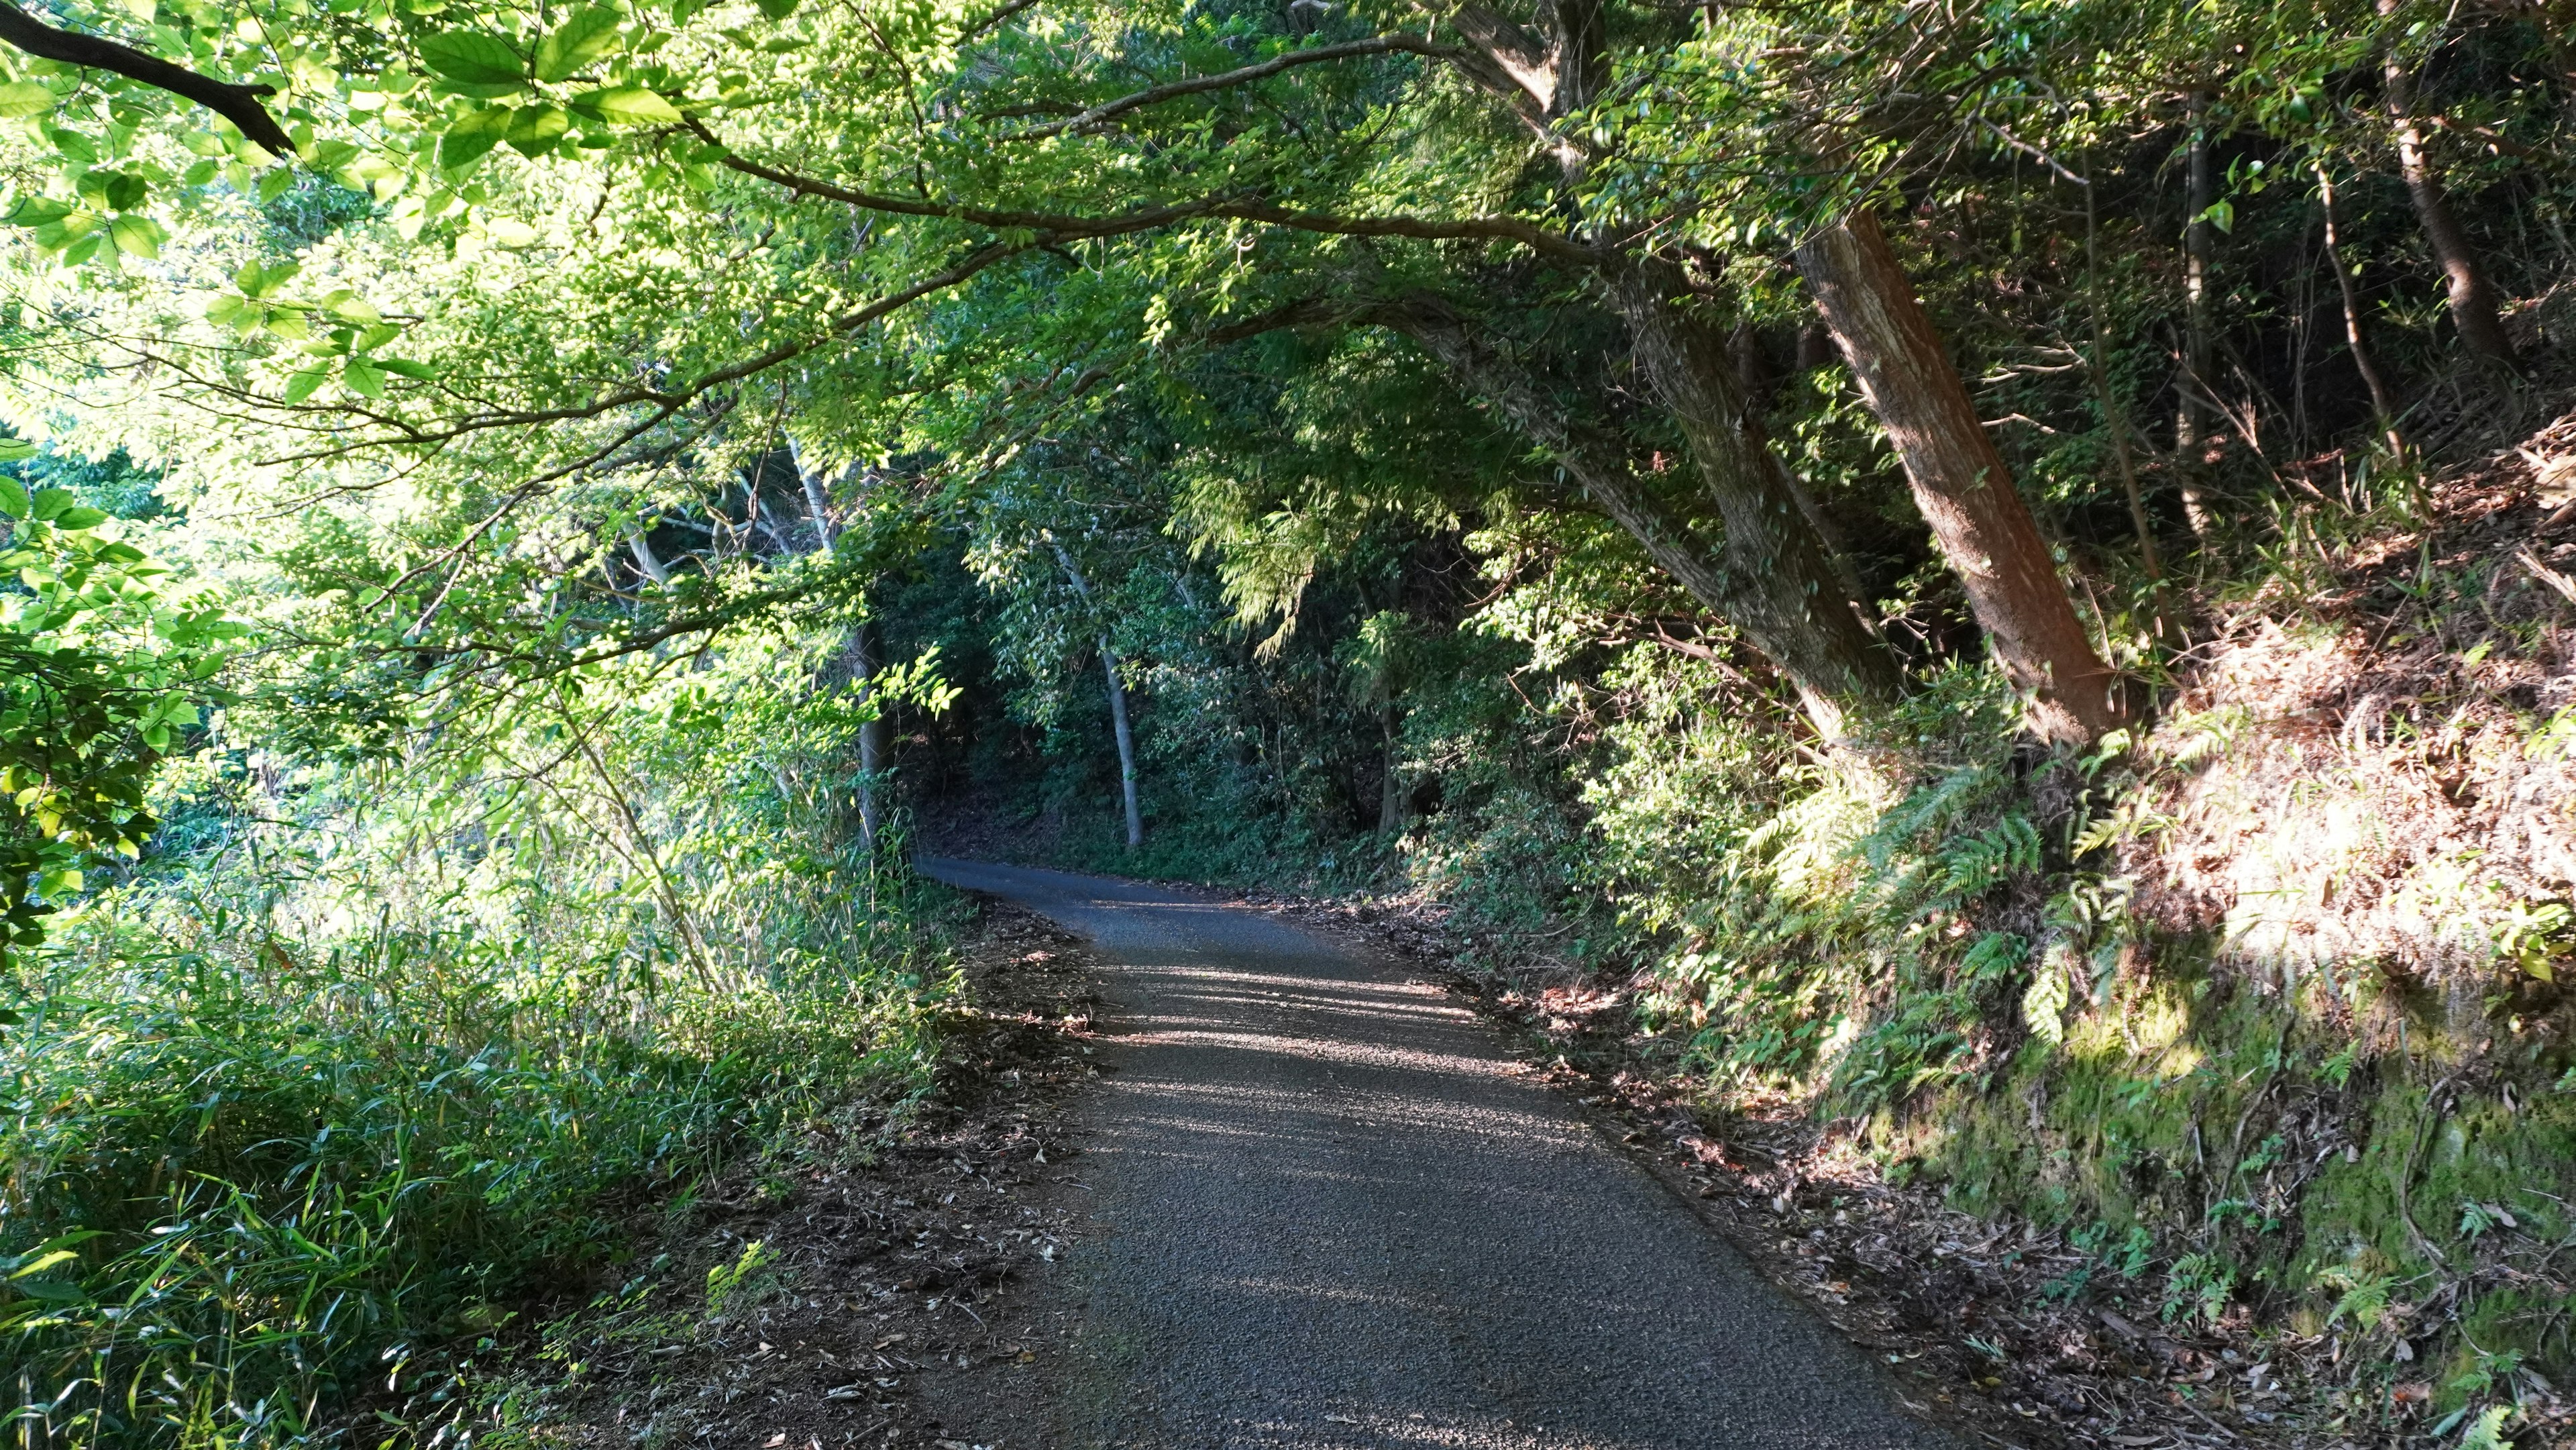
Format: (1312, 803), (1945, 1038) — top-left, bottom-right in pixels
(0, 439), (36, 462)
(0, 83), (54, 118)
(341, 358), (386, 397)
(29, 487), (70, 521)
(753, 0), (799, 19)
(236, 260), (299, 297)
(569, 86), (682, 125)
(378, 358), (437, 380)
(108, 213), (163, 259)
(417, 32), (528, 87)
(282, 368), (328, 404)
(535, 7), (623, 83)
(321, 290), (382, 325)
(7, 197), (71, 227)
(53, 506), (107, 531)
(0, 478), (26, 519)
(438, 107), (513, 170)
(9, 1248), (77, 1278)
(506, 103), (570, 157)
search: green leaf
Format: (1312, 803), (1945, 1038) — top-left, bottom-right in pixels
(7, 197), (71, 227)
(0, 478), (28, 519)
(0, 439), (36, 462)
(535, 7), (623, 83)
(108, 213), (163, 259)
(753, 0), (798, 19)
(418, 32), (528, 87)
(29, 487), (71, 521)
(2021, 963), (2068, 1047)
(102, 171), (145, 211)
(0, 82), (54, 119)
(281, 368), (328, 404)
(320, 290), (383, 325)
(377, 358), (437, 380)
(506, 103), (570, 156)
(235, 259), (299, 297)
(53, 506), (107, 531)
(568, 86), (683, 125)
(341, 358), (386, 397)
(438, 107), (513, 170)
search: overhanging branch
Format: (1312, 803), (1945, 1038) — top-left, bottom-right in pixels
(0, 0), (290, 155)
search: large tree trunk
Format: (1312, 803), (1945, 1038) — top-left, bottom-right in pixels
(1101, 645), (1143, 849)
(2176, 93), (2216, 539)
(1381, 295), (1902, 738)
(1792, 209), (2129, 744)
(2379, 13), (2520, 373)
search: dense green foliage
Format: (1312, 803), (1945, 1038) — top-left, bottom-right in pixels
(1, 0), (2575, 1441)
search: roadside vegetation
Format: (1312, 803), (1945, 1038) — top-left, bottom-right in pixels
(0, 0), (2573, 1445)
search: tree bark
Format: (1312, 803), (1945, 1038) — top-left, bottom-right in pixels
(2176, 93), (2216, 538)
(1381, 293), (1902, 737)
(2316, 162), (2408, 458)
(792, 445), (894, 851)
(0, 0), (290, 155)
(852, 619), (889, 849)
(1054, 543), (1144, 848)
(1377, 705), (1405, 836)
(1101, 645), (1143, 849)
(1792, 209), (2129, 743)
(2379, 15), (2520, 373)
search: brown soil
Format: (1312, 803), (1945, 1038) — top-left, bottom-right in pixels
(494, 900), (1104, 1450)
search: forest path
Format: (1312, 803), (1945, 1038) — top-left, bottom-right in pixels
(914, 858), (1956, 1450)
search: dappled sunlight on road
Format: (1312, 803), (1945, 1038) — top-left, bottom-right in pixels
(914, 857), (1953, 1450)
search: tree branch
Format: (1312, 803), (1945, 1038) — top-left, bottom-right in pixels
(1008, 35), (1464, 140)
(0, 0), (290, 156)
(699, 132), (1597, 262)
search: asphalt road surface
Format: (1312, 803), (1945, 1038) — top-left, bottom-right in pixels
(916, 858), (1955, 1450)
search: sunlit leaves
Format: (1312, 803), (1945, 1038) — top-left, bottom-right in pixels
(439, 104), (513, 168)
(535, 7), (625, 83)
(417, 30), (529, 89)
(0, 82), (55, 119)
(568, 85), (682, 124)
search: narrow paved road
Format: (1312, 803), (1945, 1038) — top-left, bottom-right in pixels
(917, 859), (1955, 1450)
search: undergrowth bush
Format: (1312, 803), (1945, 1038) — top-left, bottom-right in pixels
(2, 623), (959, 1450)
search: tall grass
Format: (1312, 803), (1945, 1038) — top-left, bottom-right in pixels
(2, 631), (955, 1450)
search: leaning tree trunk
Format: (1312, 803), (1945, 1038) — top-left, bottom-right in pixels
(2176, 93), (2217, 539)
(1613, 266), (1898, 701)
(1381, 295), (1902, 738)
(2379, 10), (2520, 374)
(2317, 162), (2409, 459)
(1792, 208), (2130, 744)
(1101, 645), (1143, 849)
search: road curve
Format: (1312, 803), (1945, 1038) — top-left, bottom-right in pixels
(916, 858), (1956, 1450)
